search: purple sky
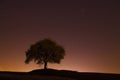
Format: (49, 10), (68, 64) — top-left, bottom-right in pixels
(0, 0), (120, 73)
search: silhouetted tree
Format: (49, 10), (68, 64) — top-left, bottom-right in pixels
(25, 38), (65, 70)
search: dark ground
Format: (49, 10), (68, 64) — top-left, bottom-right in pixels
(0, 69), (120, 80)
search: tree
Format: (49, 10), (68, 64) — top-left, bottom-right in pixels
(25, 38), (65, 70)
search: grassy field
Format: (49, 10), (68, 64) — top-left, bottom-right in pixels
(0, 69), (120, 80)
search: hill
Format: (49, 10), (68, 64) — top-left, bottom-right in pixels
(0, 69), (120, 80)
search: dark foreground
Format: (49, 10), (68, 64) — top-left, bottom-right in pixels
(0, 69), (120, 80)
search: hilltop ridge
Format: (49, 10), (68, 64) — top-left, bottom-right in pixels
(0, 69), (120, 80)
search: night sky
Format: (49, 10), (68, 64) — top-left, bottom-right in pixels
(0, 0), (120, 73)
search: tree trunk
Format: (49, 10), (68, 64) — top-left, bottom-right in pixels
(44, 62), (47, 70)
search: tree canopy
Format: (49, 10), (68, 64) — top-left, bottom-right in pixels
(25, 38), (65, 70)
